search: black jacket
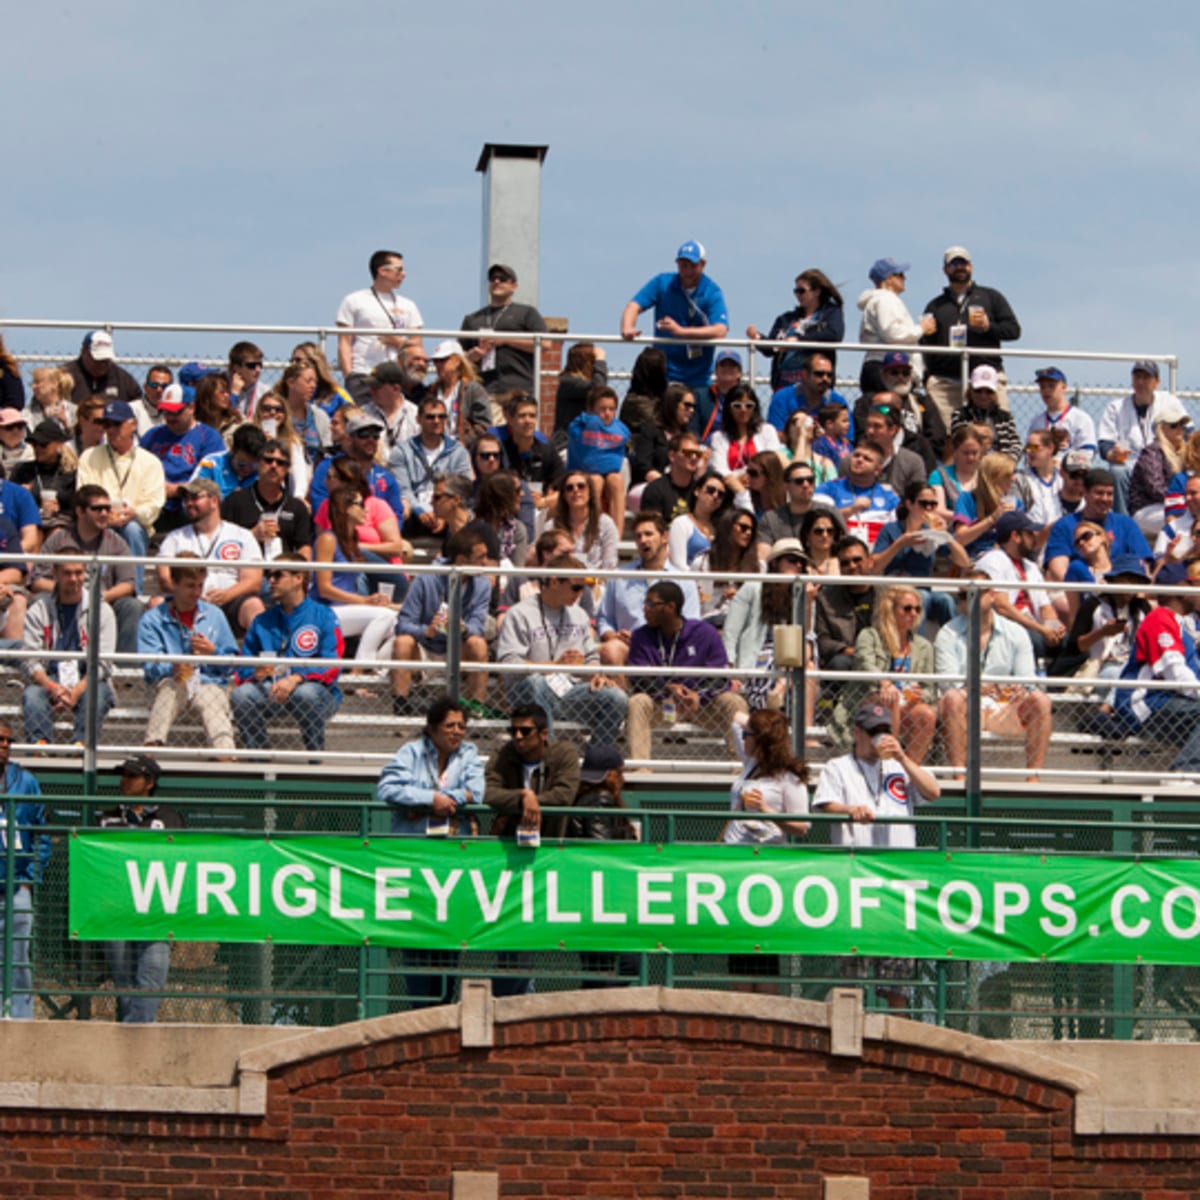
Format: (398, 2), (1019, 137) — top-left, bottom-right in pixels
(920, 282), (1021, 380)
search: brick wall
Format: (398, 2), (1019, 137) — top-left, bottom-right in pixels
(2, 1002), (1200, 1198)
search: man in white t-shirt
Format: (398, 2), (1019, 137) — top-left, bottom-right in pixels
(1026, 367), (1097, 456)
(812, 698), (939, 850)
(156, 479), (264, 634)
(976, 511), (1065, 660)
(336, 249), (424, 405)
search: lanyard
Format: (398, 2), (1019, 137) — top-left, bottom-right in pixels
(105, 444), (134, 495)
(371, 289), (400, 329)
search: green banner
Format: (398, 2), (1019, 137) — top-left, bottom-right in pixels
(68, 831), (1200, 964)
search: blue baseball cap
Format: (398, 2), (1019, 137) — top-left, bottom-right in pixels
(676, 240), (706, 263)
(101, 400), (135, 424)
(882, 351), (911, 369)
(1156, 561), (1190, 587)
(869, 257), (910, 285)
(715, 349), (743, 369)
(1105, 556), (1151, 583)
(179, 361), (216, 386)
(1035, 367), (1067, 384)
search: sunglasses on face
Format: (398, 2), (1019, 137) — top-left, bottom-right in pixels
(259, 406), (285, 416)
(701, 485), (726, 499)
(351, 430), (380, 440)
(260, 456), (289, 467)
(477, 451), (501, 461)
(88, 504), (112, 513)
(1075, 531), (1097, 547)
(422, 413), (448, 422)
(810, 526), (834, 536)
(144, 381), (167, 391)
(808, 370), (833, 380)
(680, 449), (702, 460)
(509, 724), (538, 737)
(840, 557), (867, 568)
(1066, 469), (1088, 480)
(746, 468), (764, 479)
(729, 401), (756, 411)
(564, 482), (589, 493)
(734, 522), (754, 533)
(266, 570), (290, 582)
(788, 476), (815, 485)
(899, 603), (923, 613)
(918, 499), (938, 509)
(239, 361), (264, 370)
(778, 554), (804, 566)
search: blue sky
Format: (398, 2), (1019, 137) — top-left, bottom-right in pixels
(6, 2), (1199, 390)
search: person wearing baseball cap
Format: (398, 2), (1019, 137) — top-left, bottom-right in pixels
(157, 477), (265, 635)
(948, 364), (1023, 462)
(1028, 366), (1098, 457)
(75, 396), (166, 585)
(856, 257), (932, 396)
(919, 245), (1022, 432)
(63, 330), (143, 409)
(139, 382), (226, 535)
(621, 240), (730, 393)
(426, 339), (492, 439)
(1112, 558), (1200, 773)
(0, 407), (30, 475)
(975, 511), (1065, 659)
(1097, 360), (1186, 517)
(98, 755), (184, 1022)
(459, 262), (547, 395)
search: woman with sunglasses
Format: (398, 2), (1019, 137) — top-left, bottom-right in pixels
(1061, 519), (1112, 625)
(71, 398), (107, 458)
(746, 268), (845, 391)
(872, 481), (970, 625)
(1128, 399), (1190, 539)
(709, 384), (781, 490)
(797, 508), (844, 575)
(830, 585), (937, 763)
(1018, 430), (1066, 528)
(737, 450), (786, 519)
(668, 469), (731, 570)
(693, 510), (758, 627)
(252, 394), (311, 500)
(630, 382), (695, 488)
(545, 468), (619, 579)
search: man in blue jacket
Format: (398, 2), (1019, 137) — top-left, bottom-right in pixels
(621, 240), (729, 392)
(376, 696), (484, 1007)
(393, 395), (472, 538)
(0, 720), (50, 1019)
(231, 554), (343, 755)
(137, 555), (238, 755)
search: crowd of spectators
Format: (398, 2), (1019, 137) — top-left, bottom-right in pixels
(0, 238), (1196, 778)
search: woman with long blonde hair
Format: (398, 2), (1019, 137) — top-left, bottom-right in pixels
(831, 584), (936, 762)
(252, 393), (310, 499)
(1129, 402), (1190, 538)
(290, 342), (353, 415)
(953, 450), (1021, 558)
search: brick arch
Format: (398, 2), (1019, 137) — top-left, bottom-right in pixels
(226, 987), (1109, 1198)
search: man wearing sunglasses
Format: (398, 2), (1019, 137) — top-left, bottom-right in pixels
(221, 438), (314, 561)
(309, 410), (406, 522)
(227, 341), (270, 419)
(460, 263), (547, 396)
(486, 702), (580, 845)
(766, 352), (853, 441)
(132, 364), (173, 435)
(32, 484), (144, 653)
(232, 555), (343, 756)
(394, 395), (472, 537)
(757, 463), (819, 561)
(640, 432), (704, 524)
(496, 555), (628, 744)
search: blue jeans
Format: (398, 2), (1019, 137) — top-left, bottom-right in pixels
(22, 681), (114, 744)
(0, 887), (34, 1019)
(231, 680), (340, 751)
(121, 519), (150, 592)
(507, 676), (628, 745)
(105, 940), (170, 1023)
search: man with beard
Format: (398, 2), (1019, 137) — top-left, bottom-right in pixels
(854, 350), (945, 467)
(920, 246), (1021, 429)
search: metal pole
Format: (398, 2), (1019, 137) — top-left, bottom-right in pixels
(965, 588), (983, 835)
(445, 570), (463, 702)
(532, 334), (543, 412)
(82, 563), (103, 795)
(791, 575), (809, 760)
(1, 796), (15, 1018)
